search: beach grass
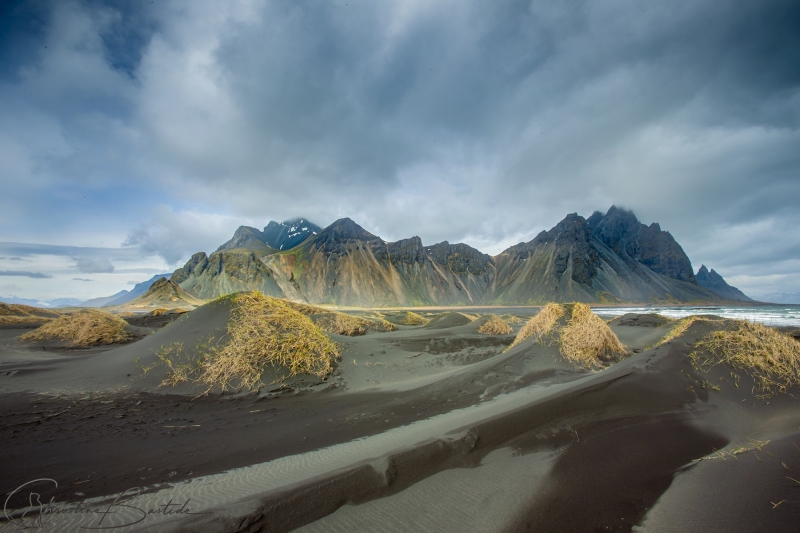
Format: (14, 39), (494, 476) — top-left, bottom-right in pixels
(0, 302), (60, 325)
(559, 303), (627, 369)
(694, 320), (800, 396)
(401, 311), (429, 326)
(478, 315), (513, 335)
(158, 291), (340, 392)
(20, 309), (131, 347)
(500, 314), (524, 325)
(312, 312), (396, 336)
(506, 302), (627, 369)
(0, 315), (54, 325)
(284, 301), (396, 335)
(509, 303), (565, 349)
(656, 315), (720, 346)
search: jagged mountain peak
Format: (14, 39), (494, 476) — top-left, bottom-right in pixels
(319, 218), (381, 242)
(281, 217), (314, 228)
(217, 218), (320, 253)
(695, 265), (752, 301)
(588, 207), (695, 283)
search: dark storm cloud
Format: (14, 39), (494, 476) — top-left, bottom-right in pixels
(0, 0), (799, 298)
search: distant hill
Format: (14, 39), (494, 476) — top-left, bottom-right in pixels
(695, 265), (753, 302)
(757, 292), (800, 304)
(48, 298), (85, 308)
(170, 207), (730, 305)
(79, 274), (171, 308)
(123, 277), (205, 309)
(80, 290), (130, 308)
(0, 295), (45, 307)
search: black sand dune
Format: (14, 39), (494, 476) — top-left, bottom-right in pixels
(1, 306), (799, 532)
(421, 312), (476, 329)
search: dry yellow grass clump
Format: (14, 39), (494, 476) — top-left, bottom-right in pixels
(655, 316), (720, 346)
(365, 316), (398, 332)
(313, 312), (396, 336)
(0, 303), (59, 325)
(159, 292), (340, 392)
(558, 303), (627, 369)
(509, 303), (565, 349)
(500, 314), (524, 325)
(478, 315), (513, 335)
(281, 301), (396, 335)
(695, 320), (800, 396)
(285, 301), (328, 316)
(402, 311), (429, 326)
(315, 312), (369, 336)
(0, 302), (53, 316)
(506, 303), (627, 370)
(20, 309), (131, 347)
(0, 316), (53, 325)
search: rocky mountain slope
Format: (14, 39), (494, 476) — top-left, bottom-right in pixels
(263, 218), (496, 306)
(171, 250), (284, 300)
(492, 208), (717, 303)
(695, 265), (753, 301)
(170, 207), (730, 305)
(123, 277), (205, 309)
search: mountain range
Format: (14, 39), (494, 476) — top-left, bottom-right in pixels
(756, 292), (800, 304)
(167, 207), (751, 306)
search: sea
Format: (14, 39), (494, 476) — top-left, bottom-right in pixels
(592, 304), (800, 328)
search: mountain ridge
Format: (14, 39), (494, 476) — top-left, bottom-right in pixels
(695, 265), (753, 301)
(168, 208), (734, 305)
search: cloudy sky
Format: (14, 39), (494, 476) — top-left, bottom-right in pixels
(0, 0), (798, 303)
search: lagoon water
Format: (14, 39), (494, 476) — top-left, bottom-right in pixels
(592, 304), (800, 327)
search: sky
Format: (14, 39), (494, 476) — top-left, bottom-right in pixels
(0, 0), (798, 303)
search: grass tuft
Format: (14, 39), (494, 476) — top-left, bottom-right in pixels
(506, 302), (627, 370)
(285, 301), (328, 316)
(558, 303), (627, 369)
(656, 316), (720, 346)
(281, 301), (396, 335)
(500, 314), (524, 325)
(478, 315), (513, 335)
(0, 303), (60, 325)
(0, 316), (54, 325)
(401, 311), (429, 326)
(157, 292), (340, 392)
(20, 309), (131, 347)
(694, 320), (800, 396)
(313, 312), (396, 336)
(509, 303), (565, 349)
(314, 312), (368, 336)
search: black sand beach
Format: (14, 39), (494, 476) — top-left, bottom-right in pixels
(1, 307), (799, 532)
